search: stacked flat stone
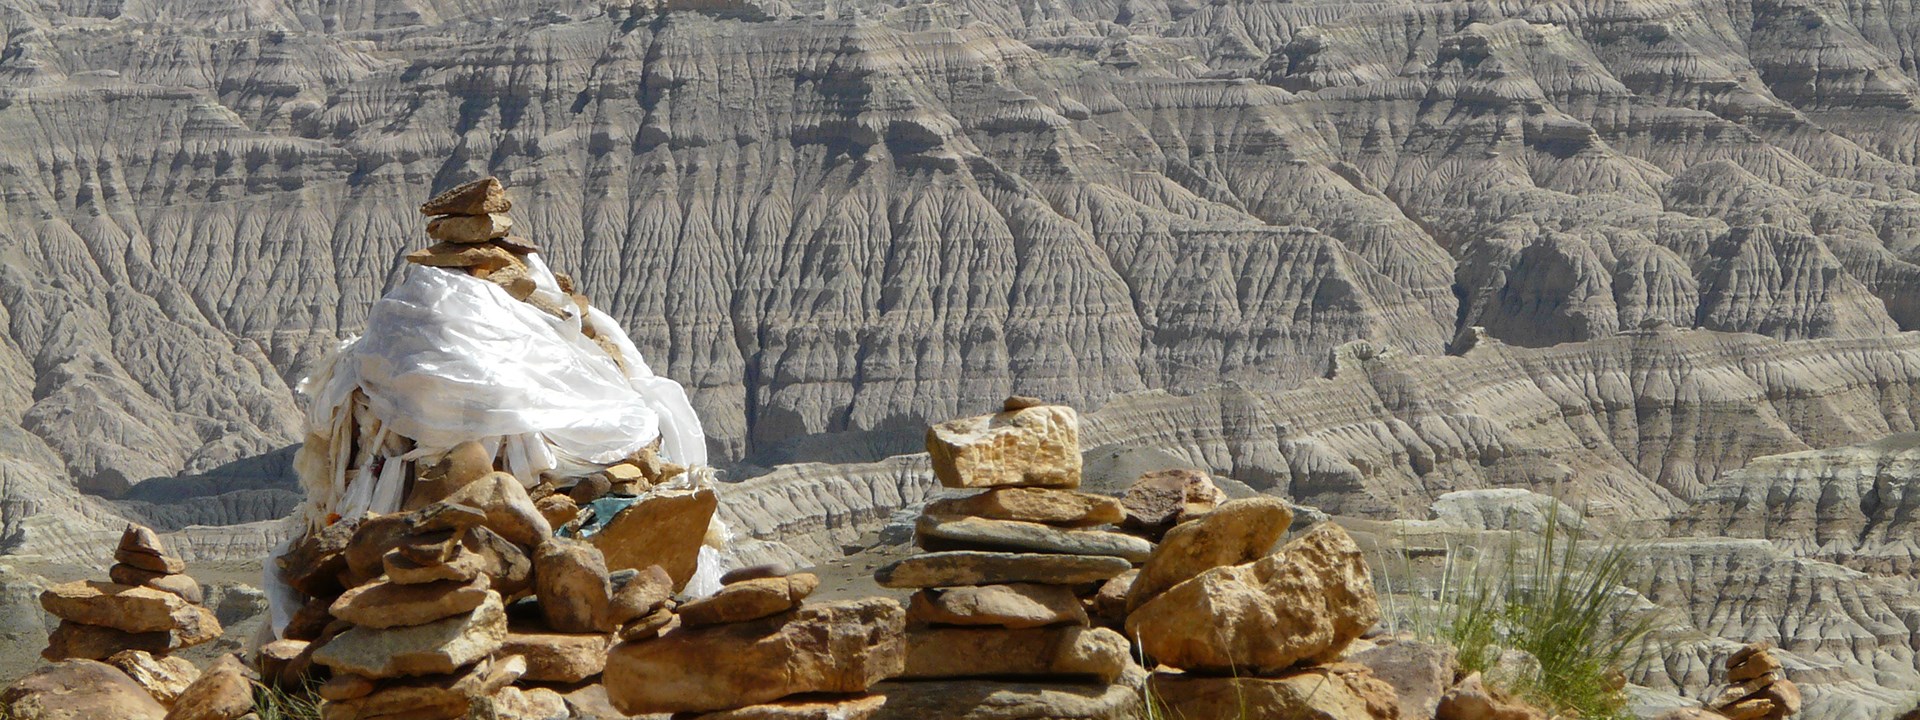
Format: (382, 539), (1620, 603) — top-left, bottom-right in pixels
(604, 563), (905, 717)
(39, 525), (222, 662)
(1707, 645), (1800, 720)
(873, 398), (1139, 692)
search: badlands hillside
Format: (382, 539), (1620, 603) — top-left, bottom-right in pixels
(1, 0), (1920, 715)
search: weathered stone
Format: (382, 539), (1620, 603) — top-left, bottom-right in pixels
(425, 213), (513, 244)
(1436, 673), (1546, 720)
(677, 573), (818, 627)
(1763, 678), (1802, 715)
(486, 686), (570, 719)
(490, 235), (542, 255)
(1091, 570), (1137, 626)
(534, 538), (613, 633)
(1003, 395), (1047, 412)
(591, 487), (719, 590)
(320, 656), (522, 720)
(692, 695), (888, 720)
(610, 564), (675, 626)
(462, 526), (532, 595)
(420, 177), (511, 216)
(605, 598), (906, 715)
(618, 607), (677, 642)
(569, 474), (612, 504)
(907, 584), (1088, 629)
(927, 488), (1124, 528)
(164, 655), (254, 720)
(1128, 523), (1378, 675)
(1726, 645), (1783, 683)
(312, 592), (507, 679)
(499, 631), (611, 684)
(1347, 637), (1457, 720)
(441, 471), (551, 548)
(721, 563), (793, 585)
(869, 677), (1146, 720)
(926, 405), (1081, 489)
(1149, 664), (1401, 720)
(875, 551), (1131, 588)
(916, 515), (1153, 562)
(901, 626), (1131, 682)
(1120, 469), (1226, 538)
(329, 575), (490, 629)
(40, 582), (222, 637)
(0, 660), (168, 720)
(317, 674), (374, 702)
(116, 526), (186, 575)
(405, 241), (518, 273)
(1128, 497), (1292, 612)
(105, 651), (199, 707)
(277, 518), (360, 597)
(405, 441), (496, 510)
(255, 639), (307, 688)
(43, 622), (175, 661)
(535, 494), (579, 529)
(109, 565), (204, 605)
(383, 548), (480, 586)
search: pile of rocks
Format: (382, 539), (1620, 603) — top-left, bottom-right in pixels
(39, 525), (222, 662)
(1127, 497), (1400, 719)
(1708, 645), (1800, 720)
(858, 398), (1141, 711)
(605, 564), (904, 717)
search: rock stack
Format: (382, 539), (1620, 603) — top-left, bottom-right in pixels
(1128, 502), (1401, 720)
(1706, 645), (1799, 720)
(604, 564), (905, 717)
(39, 525), (222, 662)
(868, 398), (1143, 709)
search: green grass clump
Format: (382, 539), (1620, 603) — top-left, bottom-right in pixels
(252, 680), (323, 720)
(1381, 508), (1655, 720)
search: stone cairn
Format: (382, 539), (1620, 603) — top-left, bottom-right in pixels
(38, 525), (222, 663)
(874, 397), (1142, 690)
(1707, 645), (1800, 720)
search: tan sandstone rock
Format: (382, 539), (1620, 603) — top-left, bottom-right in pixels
(591, 487), (719, 590)
(441, 471), (552, 548)
(925, 488), (1124, 527)
(104, 651), (199, 708)
(499, 630), (612, 683)
(312, 592), (507, 679)
(1128, 497), (1293, 612)
(901, 626), (1132, 682)
(1436, 672), (1546, 720)
(426, 213), (514, 244)
(691, 694), (888, 720)
(605, 598), (906, 715)
(611, 564), (675, 625)
(534, 538), (613, 633)
(1149, 664), (1400, 720)
(907, 583), (1088, 628)
(42, 621), (213, 662)
(420, 177), (511, 216)
(926, 405), (1081, 489)
(1128, 523), (1378, 674)
(916, 514), (1153, 562)
(405, 242), (518, 273)
(875, 551), (1131, 588)
(1119, 469), (1227, 538)
(329, 575), (491, 629)
(162, 655), (254, 720)
(678, 573), (819, 627)
(0, 660), (168, 720)
(40, 582), (221, 636)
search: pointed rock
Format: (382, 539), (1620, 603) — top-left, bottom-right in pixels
(420, 177), (511, 216)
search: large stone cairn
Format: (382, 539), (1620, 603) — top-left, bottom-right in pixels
(1707, 645), (1800, 720)
(39, 525), (222, 662)
(873, 398), (1142, 698)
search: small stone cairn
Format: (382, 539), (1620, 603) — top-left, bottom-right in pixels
(872, 397), (1141, 693)
(602, 559), (904, 717)
(1707, 645), (1800, 720)
(39, 525), (222, 662)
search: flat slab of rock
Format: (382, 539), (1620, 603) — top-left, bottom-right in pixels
(1127, 523), (1378, 675)
(108, 566), (203, 605)
(329, 575), (490, 629)
(313, 592), (507, 679)
(1127, 497), (1292, 612)
(869, 677), (1146, 720)
(927, 406), (1081, 489)
(500, 630), (612, 684)
(42, 621), (210, 662)
(605, 598), (906, 715)
(907, 584), (1088, 629)
(40, 582), (221, 636)
(420, 177), (511, 216)
(678, 573), (818, 627)
(690, 695), (887, 720)
(0, 659), (168, 720)
(926, 488), (1123, 528)
(876, 552), (1131, 588)
(901, 626), (1131, 682)
(426, 213), (514, 244)
(320, 656), (522, 720)
(917, 515), (1152, 562)
(405, 241), (518, 273)
(1148, 664), (1399, 720)
(591, 487), (719, 591)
